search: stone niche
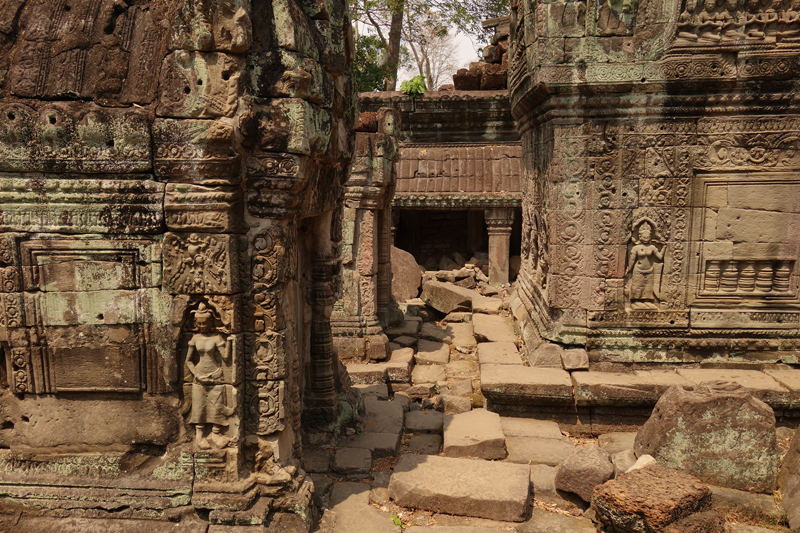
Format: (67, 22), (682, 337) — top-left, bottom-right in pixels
(508, 0), (800, 365)
(0, 0), (357, 528)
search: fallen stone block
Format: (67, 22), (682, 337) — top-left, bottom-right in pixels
(392, 246), (422, 302)
(592, 464), (712, 533)
(443, 408), (507, 460)
(421, 280), (480, 313)
(554, 444), (614, 502)
(506, 436), (575, 467)
(441, 394), (473, 414)
(388, 454), (531, 522)
(420, 322), (452, 343)
(635, 381), (779, 493)
(347, 364), (387, 385)
(329, 482), (401, 533)
(598, 432), (637, 455)
(573, 371), (658, 406)
(528, 343), (563, 368)
(449, 322), (477, 349)
(529, 464), (586, 512)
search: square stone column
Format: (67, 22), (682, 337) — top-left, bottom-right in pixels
(485, 208), (515, 285)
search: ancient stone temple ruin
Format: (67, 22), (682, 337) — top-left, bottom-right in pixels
(0, 0), (358, 527)
(508, 0), (800, 366)
(2, 0), (800, 531)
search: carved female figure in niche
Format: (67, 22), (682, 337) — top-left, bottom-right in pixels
(625, 221), (665, 309)
(187, 302), (234, 449)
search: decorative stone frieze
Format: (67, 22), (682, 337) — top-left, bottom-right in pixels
(508, 0), (800, 364)
(0, 0), (358, 528)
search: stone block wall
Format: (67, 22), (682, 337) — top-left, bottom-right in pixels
(332, 108), (401, 361)
(509, 0), (800, 365)
(0, 0), (357, 526)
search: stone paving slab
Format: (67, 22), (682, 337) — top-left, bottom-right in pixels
(407, 434), (442, 454)
(420, 322), (452, 343)
(347, 364), (388, 385)
(481, 365), (573, 405)
(365, 397), (404, 434)
(506, 436), (576, 466)
(572, 371), (659, 406)
(598, 432), (637, 455)
(445, 359), (480, 379)
(4, 517), (209, 533)
(333, 447), (372, 476)
(405, 410), (444, 433)
(329, 482), (401, 533)
(353, 383), (390, 400)
(393, 335), (418, 348)
(764, 369), (800, 408)
(529, 464), (585, 512)
(516, 508), (596, 533)
(472, 296), (503, 315)
(412, 364), (446, 385)
(677, 369), (791, 409)
(500, 417), (564, 439)
(388, 454), (531, 522)
(646, 370), (694, 395)
(478, 342), (522, 366)
(449, 322), (477, 349)
(472, 314), (518, 346)
(386, 319), (421, 339)
(385, 362), (412, 383)
(416, 339), (450, 365)
(443, 408), (507, 460)
(340, 433), (400, 458)
(403, 526), (506, 533)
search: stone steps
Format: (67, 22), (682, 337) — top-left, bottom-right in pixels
(483, 366), (800, 433)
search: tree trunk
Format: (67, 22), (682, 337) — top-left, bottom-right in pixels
(381, 1), (404, 91)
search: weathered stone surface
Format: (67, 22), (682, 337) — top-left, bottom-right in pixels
(421, 280), (481, 313)
(528, 343), (564, 368)
(561, 348), (589, 370)
(481, 365), (574, 405)
(478, 342), (522, 365)
(443, 408), (507, 460)
(420, 322), (452, 343)
(340, 433), (401, 458)
(573, 371), (658, 406)
(598, 432), (638, 455)
(779, 422), (800, 530)
(662, 511), (725, 533)
(388, 454), (531, 522)
(676, 369), (791, 410)
(411, 364), (446, 385)
(516, 509), (596, 533)
(407, 434), (443, 455)
(554, 444), (614, 502)
(405, 410), (444, 433)
(365, 397), (404, 434)
(392, 246), (422, 301)
(353, 383), (389, 400)
(472, 314), (517, 345)
(635, 381), (779, 493)
(592, 465), (712, 533)
(333, 447), (372, 476)
(529, 464), (585, 512)
(347, 364), (388, 385)
(449, 322), (478, 349)
(506, 436), (576, 466)
(441, 394), (473, 414)
(328, 482), (401, 533)
(500, 417), (565, 439)
(710, 486), (785, 526)
(415, 339), (450, 365)
(386, 319), (421, 339)
(612, 449), (638, 477)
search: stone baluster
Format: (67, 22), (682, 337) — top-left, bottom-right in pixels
(755, 261), (774, 292)
(720, 261), (739, 292)
(738, 261), (756, 292)
(704, 260), (721, 292)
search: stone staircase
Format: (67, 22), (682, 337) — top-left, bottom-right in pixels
(311, 290), (797, 532)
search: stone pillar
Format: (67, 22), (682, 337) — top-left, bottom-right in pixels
(332, 108), (401, 362)
(485, 208), (515, 285)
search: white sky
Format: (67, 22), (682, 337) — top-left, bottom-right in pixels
(396, 31), (484, 87)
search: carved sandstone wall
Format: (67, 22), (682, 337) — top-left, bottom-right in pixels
(509, 0), (800, 364)
(0, 0), (356, 525)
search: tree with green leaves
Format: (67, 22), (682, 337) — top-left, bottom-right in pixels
(351, 0), (508, 91)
